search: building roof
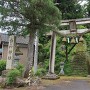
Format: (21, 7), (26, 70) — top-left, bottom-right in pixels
(0, 33), (29, 45)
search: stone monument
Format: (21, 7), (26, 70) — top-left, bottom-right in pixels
(6, 35), (16, 69)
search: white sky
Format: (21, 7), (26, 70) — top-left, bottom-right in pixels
(79, 1), (87, 5)
(0, 1), (88, 33)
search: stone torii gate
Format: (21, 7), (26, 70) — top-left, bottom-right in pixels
(48, 18), (90, 78)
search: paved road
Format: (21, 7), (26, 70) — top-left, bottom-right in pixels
(44, 80), (90, 90)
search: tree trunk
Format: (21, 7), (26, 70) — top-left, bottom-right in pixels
(24, 30), (36, 78)
(33, 30), (39, 74)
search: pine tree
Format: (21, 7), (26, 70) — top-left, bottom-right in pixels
(55, 0), (84, 19)
(0, 0), (61, 77)
(87, 0), (90, 17)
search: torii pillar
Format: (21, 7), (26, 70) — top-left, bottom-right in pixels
(44, 31), (59, 79)
(49, 31), (56, 74)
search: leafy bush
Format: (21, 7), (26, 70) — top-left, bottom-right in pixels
(64, 62), (73, 76)
(6, 69), (20, 85)
(15, 63), (24, 76)
(0, 60), (6, 75)
(35, 68), (46, 76)
(0, 60), (6, 71)
(6, 63), (24, 86)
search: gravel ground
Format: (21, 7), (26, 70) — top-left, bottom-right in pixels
(44, 79), (90, 90)
(1, 77), (90, 90)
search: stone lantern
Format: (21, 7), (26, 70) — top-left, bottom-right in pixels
(60, 62), (64, 75)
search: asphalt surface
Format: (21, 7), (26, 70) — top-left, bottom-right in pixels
(44, 80), (90, 90)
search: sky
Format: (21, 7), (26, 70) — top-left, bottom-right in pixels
(0, 0), (88, 33)
(79, 0), (87, 5)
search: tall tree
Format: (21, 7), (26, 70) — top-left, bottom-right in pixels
(0, 0), (61, 77)
(87, 0), (90, 17)
(55, 0), (84, 19)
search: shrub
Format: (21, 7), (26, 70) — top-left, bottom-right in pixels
(35, 68), (46, 76)
(15, 63), (24, 76)
(64, 62), (73, 76)
(0, 60), (6, 75)
(6, 69), (20, 85)
(6, 63), (24, 86)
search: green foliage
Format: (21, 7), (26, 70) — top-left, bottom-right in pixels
(39, 34), (89, 76)
(87, 53), (90, 74)
(6, 69), (20, 85)
(0, 0), (61, 35)
(56, 0), (84, 19)
(37, 1), (89, 76)
(84, 33), (90, 54)
(44, 60), (49, 70)
(77, 25), (86, 29)
(15, 63), (24, 76)
(75, 42), (87, 52)
(38, 35), (51, 63)
(39, 35), (67, 74)
(64, 62), (73, 76)
(87, 0), (90, 17)
(35, 68), (46, 76)
(5, 63), (24, 85)
(71, 52), (88, 76)
(0, 60), (6, 75)
(0, 0), (61, 75)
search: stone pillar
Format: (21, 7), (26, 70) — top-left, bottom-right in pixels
(33, 30), (39, 74)
(49, 31), (56, 73)
(6, 35), (16, 69)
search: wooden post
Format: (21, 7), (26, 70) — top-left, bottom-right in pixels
(65, 45), (68, 62)
(49, 31), (56, 73)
